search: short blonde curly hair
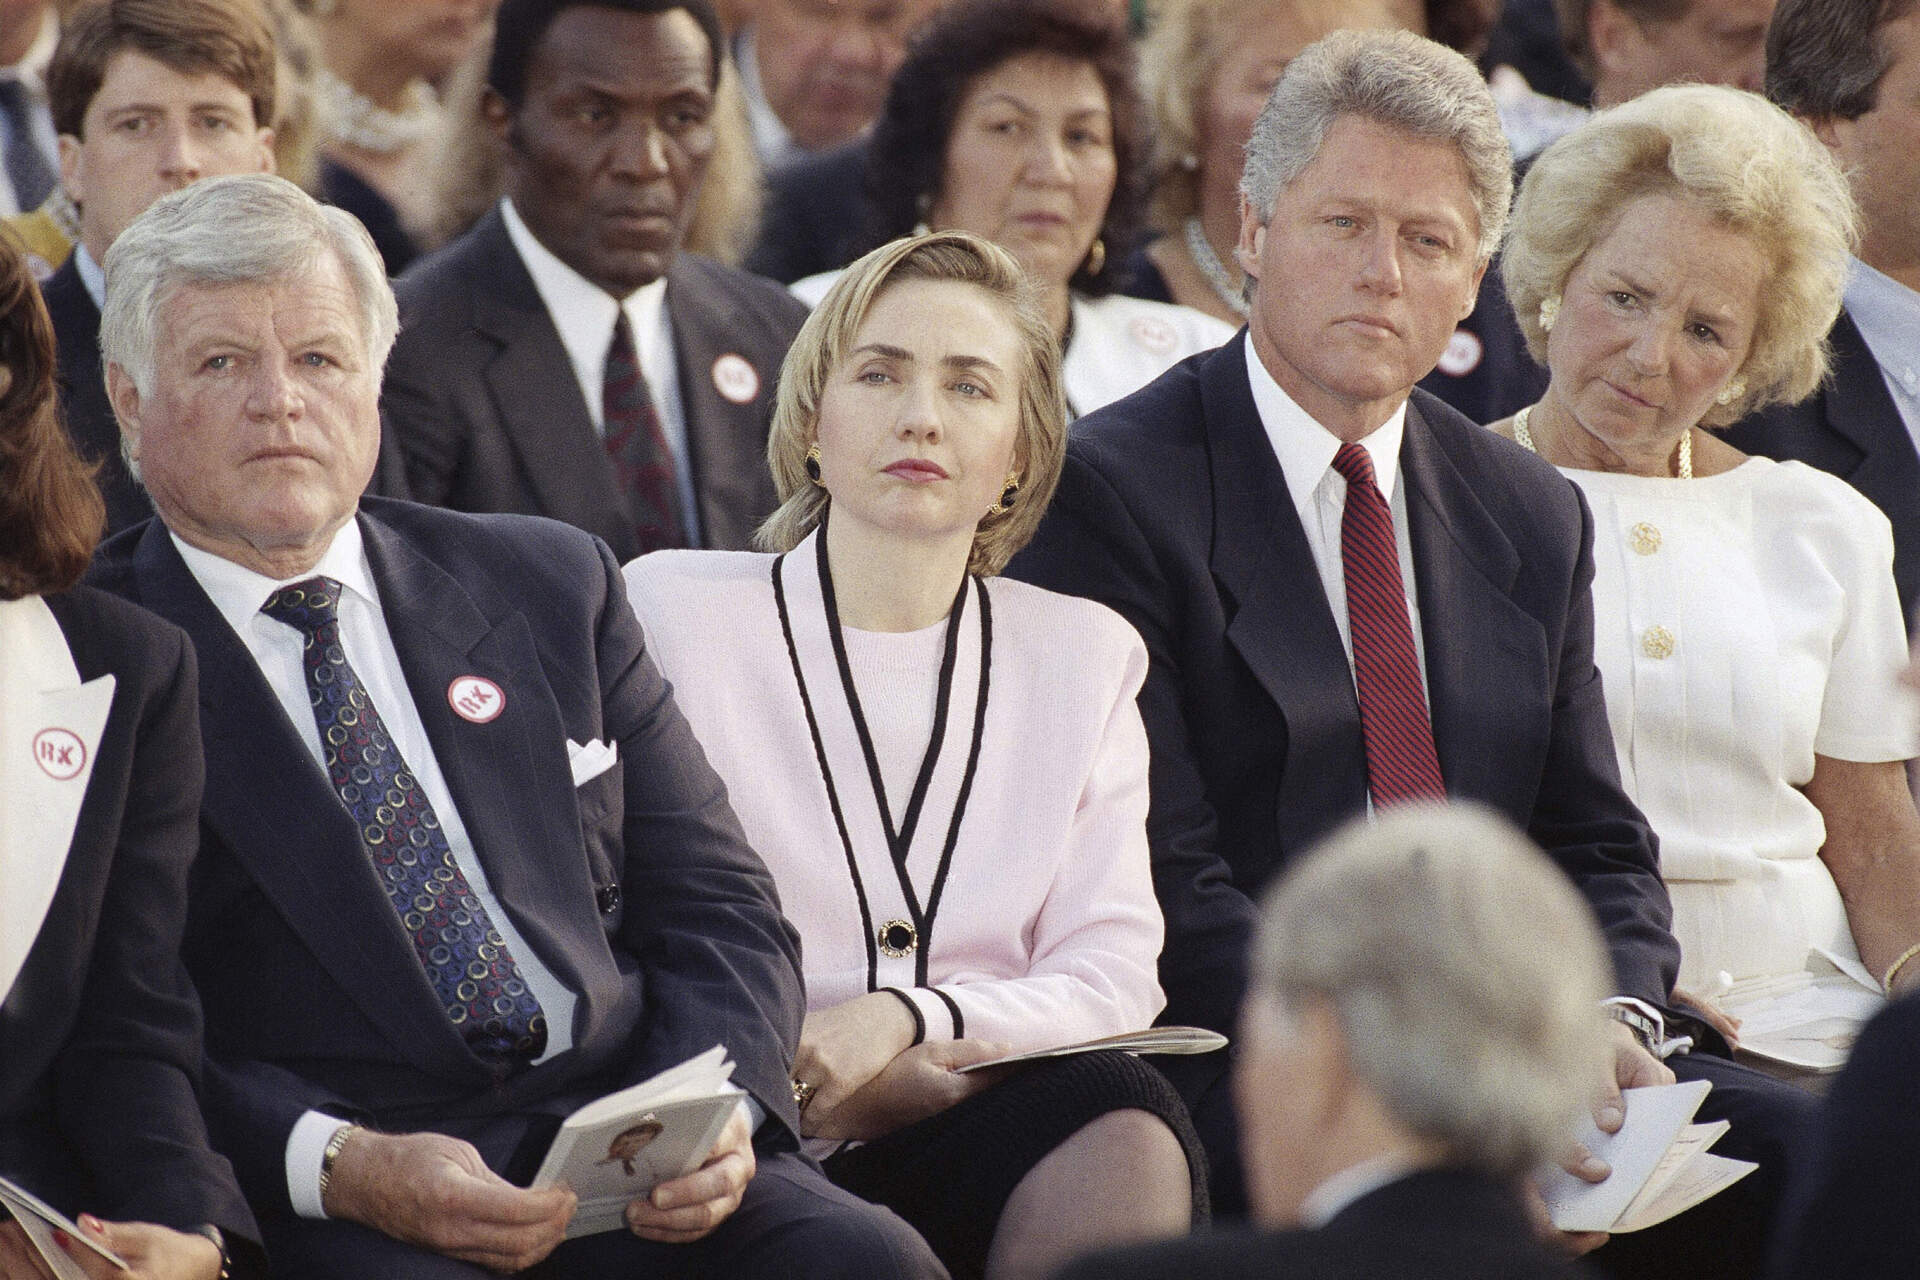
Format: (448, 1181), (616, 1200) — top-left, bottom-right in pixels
(1503, 84), (1858, 426)
(754, 232), (1067, 577)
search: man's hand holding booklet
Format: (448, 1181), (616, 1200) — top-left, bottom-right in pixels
(1539, 1080), (1756, 1234)
(529, 1045), (744, 1238)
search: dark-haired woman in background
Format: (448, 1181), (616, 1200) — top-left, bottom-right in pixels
(0, 239), (258, 1278)
(790, 0), (1233, 418)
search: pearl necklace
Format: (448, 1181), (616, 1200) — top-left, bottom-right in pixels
(317, 68), (441, 155)
(1184, 217), (1249, 318)
(1512, 404), (1692, 479)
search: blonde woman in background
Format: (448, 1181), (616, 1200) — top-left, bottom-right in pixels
(295, 0), (494, 271)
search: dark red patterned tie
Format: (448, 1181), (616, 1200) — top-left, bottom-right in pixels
(603, 311), (685, 553)
(1330, 442), (1446, 807)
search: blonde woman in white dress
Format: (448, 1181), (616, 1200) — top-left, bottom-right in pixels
(1494, 84), (1920, 1075)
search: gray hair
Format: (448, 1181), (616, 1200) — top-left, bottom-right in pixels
(1248, 804), (1613, 1178)
(102, 173), (399, 401)
(1239, 28), (1513, 262)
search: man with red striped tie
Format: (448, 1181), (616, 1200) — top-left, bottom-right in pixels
(1010, 26), (1812, 1279)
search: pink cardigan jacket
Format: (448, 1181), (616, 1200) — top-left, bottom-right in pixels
(624, 534), (1165, 1049)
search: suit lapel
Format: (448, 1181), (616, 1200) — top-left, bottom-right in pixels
(667, 261), (776, 551)
(359, 515), (607, 1001)
(1401, 405), (1548, 814)
(470, 212), (635, 558)
(130, 527), (482, 1080)
(1204, 337), (1370, 845)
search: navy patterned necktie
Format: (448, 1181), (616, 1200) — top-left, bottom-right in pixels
(1330, 443), (1446, 808)
(603, 311), (685, 554)
(260, 576), (547, 1064)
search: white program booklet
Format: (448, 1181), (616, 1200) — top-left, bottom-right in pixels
(1539, 1080), (1756, 1233)
(0, 1174), (128, 1278)
(529, 1045), (744, 1238)
(1715, 947), (1883, 1073)
(955, 1026), (1229, 1073)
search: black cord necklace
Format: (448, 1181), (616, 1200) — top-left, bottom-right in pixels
(772, 518), (993, 995)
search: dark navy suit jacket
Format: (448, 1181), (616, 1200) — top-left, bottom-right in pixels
(1009, 332), (1678, 1037)
(87, 501), (805, 1219)
(1725, 308), (1920, 622)
(1057, 1168), (1591, 1280)
(0, 588), (258, 1255)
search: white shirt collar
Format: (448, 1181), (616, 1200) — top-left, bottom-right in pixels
(74, 243), (104, 309)
(501, 196), (667, 344)
(171, 518), (380, 639)
(1298, 1152), (1424, 1228)
(1244, 338), (1409, 508)
(1846, 258), (1920, 360)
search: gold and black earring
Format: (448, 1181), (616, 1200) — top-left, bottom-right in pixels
(986, 473), (1021, 517)
(805, 443), (824, 486)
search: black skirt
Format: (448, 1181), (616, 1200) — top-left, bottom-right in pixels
(821, 1050), (1210, 1279)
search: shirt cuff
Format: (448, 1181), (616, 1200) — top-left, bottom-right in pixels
(741, 1096), (765, 1134)
(287, 1111), (353, 1219)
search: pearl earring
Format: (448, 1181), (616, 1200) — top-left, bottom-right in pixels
(1715, 379), (1746, 407)
(1538, 295), (1561, 334)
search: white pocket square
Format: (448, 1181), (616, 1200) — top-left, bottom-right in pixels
(566, 738), (618, 786)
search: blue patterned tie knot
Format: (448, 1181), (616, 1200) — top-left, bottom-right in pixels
(261, 576), (547, 1064)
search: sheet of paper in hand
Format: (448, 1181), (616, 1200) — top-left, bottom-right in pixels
(955, 1025), (1229, 1073)
(0, 1174), (129, 1278)
(1539, 1080), (1756, 1234)
(529, 1045), (744, 1237)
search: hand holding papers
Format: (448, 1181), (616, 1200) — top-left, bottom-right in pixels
(0, 1175), (129, 1279)
(1540, 1081), (1756, 1233)
(529, 1046), (744, 1238)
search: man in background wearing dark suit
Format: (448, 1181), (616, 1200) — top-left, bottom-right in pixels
(383, 0), (808, 563)
(40, 0), (278, 536)
(1010, 32), (1809, 1274)
(1727, 0), (1920, 622)
(1060, 807), (1604, 1280)
(88, 173), (940, 1280)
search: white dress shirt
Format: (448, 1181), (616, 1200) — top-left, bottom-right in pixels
(73, 243), (103, 308)
(1243, 346), (1428, 691)
(1843, 258), (1920, 458)
(170, 522), (578, 1216)
(498, 198), (703, 546)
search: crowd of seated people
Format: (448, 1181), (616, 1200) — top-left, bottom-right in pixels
(5, 0), (1920, 1278)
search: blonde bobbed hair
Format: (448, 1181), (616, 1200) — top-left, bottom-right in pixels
(1504, 84), (1858, 427)
(755, 232), (1067, 576)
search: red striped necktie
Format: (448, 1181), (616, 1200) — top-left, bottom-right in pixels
(1330, 441), (1446, 807)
